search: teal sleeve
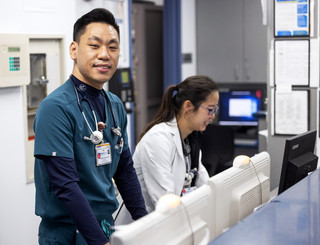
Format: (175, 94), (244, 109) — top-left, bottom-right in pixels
(34, 98), (74, 158)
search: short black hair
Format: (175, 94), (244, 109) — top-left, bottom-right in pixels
(73, 8), (120, 42)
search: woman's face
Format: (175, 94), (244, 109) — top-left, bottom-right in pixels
(188, 91), (219, 132)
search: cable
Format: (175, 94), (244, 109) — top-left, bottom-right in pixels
(249, 159), (263, 205)
(180, 202), (195, 245)
(114, 202), (124, 222)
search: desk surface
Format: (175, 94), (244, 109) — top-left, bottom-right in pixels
(209, 168), (320, 245)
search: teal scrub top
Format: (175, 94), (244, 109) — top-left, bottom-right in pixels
(34, 78), (129, 222)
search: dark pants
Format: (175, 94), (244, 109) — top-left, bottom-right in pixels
(38, 217), (114, 245)
(38, 220), (88, 245)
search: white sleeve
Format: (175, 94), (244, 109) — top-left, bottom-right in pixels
(138, 131), (176, 207)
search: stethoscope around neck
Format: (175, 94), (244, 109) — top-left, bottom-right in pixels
(71, 79), (122, 144)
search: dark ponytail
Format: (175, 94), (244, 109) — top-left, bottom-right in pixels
(137, 75), (218, 143)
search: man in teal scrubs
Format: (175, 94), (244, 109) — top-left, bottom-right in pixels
(34, 8), (147, 245)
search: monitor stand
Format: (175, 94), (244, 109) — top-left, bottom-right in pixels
(233, 126), (258, 147)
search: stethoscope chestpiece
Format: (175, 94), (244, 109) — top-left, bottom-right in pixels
(89, 131), (103, 144)
(184, 168), (198, 187)
(184, 173), (192, 186)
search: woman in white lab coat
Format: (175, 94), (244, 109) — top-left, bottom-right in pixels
(133, 75), (219, 212)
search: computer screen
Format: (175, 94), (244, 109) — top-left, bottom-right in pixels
(110, 152), (270, 244)
(217, 83), (266, 126)
(278, 130), (318, 195)
(207, 151), (270, 239)
(111, 184), (215, 245)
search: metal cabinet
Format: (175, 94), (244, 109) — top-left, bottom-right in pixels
(196, 0), (267, 83)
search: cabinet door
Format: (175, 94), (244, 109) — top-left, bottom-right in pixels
(197, 0), (267, 83)
(243, 0), (267, 82)
(25, 38), (62, 183)
(197, 0), (243, 82)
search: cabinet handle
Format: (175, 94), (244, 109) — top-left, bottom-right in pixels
(38, 75), (49, 85)
(245, 62), (250, 81)
(234, 65), (240, 80)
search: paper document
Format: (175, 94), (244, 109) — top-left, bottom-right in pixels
(275, 40), (309, 86)
(274, 90), (308, 135)
(275, 0), (309, 36)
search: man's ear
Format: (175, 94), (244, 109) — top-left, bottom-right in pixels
(69, 41), (78, 60)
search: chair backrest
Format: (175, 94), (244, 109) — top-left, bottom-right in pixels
(201, 124), (235, 176)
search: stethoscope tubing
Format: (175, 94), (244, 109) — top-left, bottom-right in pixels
(71, 78), (121, 139)
(72, 82), (99, 134)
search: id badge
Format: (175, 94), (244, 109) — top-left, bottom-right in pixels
(181, 186), (197, 196)
(95, 143), (112, 166)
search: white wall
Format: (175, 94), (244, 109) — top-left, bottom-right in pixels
(181, 0), (197, 80)
(0, 86), (38, 244)
(0, 1), (76, 244)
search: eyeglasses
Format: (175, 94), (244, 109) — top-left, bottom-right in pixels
(199, 104), (219, 115)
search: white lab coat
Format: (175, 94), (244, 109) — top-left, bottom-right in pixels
(133, 117), (209, 213)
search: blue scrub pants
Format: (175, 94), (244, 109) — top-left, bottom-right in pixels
(38, 218), (114, 245)
(38, 220), (88, 245)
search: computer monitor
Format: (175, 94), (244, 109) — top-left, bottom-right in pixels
(110, 152), (270, 244)
(111, 184), (215, 245)
(217, 83), (266, 126)
(278, 130), (318, 195)
(207, 151), (270, 239)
